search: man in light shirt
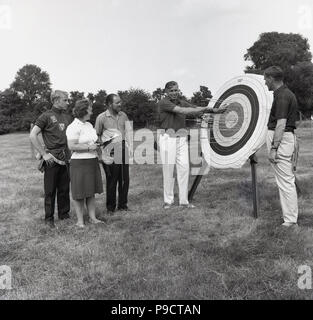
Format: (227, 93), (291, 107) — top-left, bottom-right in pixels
(95, 94), (133, 214)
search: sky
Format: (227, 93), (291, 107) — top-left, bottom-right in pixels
(1, 0), (313, 97)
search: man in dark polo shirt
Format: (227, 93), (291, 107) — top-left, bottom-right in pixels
(158, 81), (224, 210)
(264, 66), (299, 227)
(30, 90), (72, 228)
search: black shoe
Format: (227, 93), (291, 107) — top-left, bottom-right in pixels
(118, 206), (130, 211)
(107, 209), (115, 216)
(59, 214), (70, 220)
(45, 220), (56, 229)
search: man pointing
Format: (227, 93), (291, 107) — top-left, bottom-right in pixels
(158, 81), (224, 210)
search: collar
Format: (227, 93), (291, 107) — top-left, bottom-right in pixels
(74, 118), (87, 125)
(165, 96), (179, 104)
(104, 109), (121, 118)
(52, 106), (64, 114)
(274, 84), (287, 97)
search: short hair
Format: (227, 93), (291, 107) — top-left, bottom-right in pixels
(73, 99), (90, 119)
(50, 90), (68, 104)
(165, 81), (178, 90)
(264, 66), (284, 81)
(106, 94), (118, 106)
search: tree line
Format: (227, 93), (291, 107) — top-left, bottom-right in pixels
(1, 32), (313, 135)
(0, 64), (212, 135)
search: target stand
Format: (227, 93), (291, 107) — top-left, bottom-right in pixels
(188, 74), (273, 219)
(189, 153), (259, 218)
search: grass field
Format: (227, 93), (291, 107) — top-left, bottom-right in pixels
(1, 126), (313, 300)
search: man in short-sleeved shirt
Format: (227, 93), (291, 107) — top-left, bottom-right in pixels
(157, 81), (220, 209)
(35, 106), (72, 161)
(95, 94), (132, 214)
(264, 66), (299, 227)
(30, 90), (72, 228)
(158, 97), (192, 133)
(267, 85), (297, 132)
(95, 109), (130, 145)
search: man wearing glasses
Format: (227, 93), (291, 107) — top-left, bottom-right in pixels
(30, 90), (72, 228)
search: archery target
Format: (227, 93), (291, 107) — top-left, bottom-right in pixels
(201, 74), (273, 169)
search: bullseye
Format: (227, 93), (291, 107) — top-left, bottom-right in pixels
(225, 110), (239, 129)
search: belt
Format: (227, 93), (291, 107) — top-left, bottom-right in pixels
(48, 154), (66, 166)
(268, 129), (294, 133)
(46, 148), (68, 165)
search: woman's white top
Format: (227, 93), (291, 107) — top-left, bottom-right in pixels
(66, 118), (98, 159)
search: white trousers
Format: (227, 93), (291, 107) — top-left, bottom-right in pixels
(159, 133), (190, 205)
(266, 131), (298, 223)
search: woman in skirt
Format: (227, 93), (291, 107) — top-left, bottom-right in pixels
(66, 99), (104, 228)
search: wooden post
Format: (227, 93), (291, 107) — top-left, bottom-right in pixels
(188, 174), (203, 202)
(188, 159), (209, 201)
(249, 153), (259, 219)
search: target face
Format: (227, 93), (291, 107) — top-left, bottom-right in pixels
(201, 74), (273, 169)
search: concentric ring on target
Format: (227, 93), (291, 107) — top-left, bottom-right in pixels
(210, 84), (259, 156)
(200, 74), (273, 169)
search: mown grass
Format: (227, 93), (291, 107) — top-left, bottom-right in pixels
(0, 127), (313, 300)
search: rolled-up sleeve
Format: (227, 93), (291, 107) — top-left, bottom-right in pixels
(180, 100), (197, 108)
(95, 115), (103, 136)
(159, 99), (176, 113)
(35, 113), (48, 130)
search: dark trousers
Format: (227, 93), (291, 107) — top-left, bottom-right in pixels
(44, 163), (70, 221)
(102, 159), (129, 211)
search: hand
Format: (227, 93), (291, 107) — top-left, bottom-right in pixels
(201, 114), (211, 123)
(269, 148), (278, 164)
(213, 103), (229, 114)
(43, 153), (54, 165)
(88, 143), (98, 151)
(203, 106), (212, 113)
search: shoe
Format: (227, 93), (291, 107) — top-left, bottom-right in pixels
(59, 214), (70, 220)
(180, 203), (196, 209)
(90, 219), (105, 224)
(76, 223), (85, 228)
(281, 222), (298, 227)
(118, 206), (131, 212)
(163, 203), (173, 210)
(45, 220), (56, 229)
(107, 209), (115, 216)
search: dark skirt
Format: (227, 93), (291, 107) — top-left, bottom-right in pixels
(70, 158), (103, 200)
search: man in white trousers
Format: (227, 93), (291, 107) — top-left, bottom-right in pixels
(158, 81), (222, 210)
(264, 66), (299, 227)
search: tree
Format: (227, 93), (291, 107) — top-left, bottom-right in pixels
(0, 89), (25, 134)
(288, 62), (313, 116)
(190, 86), (212, 106)
(90, 90), (107, 125)
(152, 88), (164, 102)
(68, 91), (85, 116)
(118, 88), (158, 127)
(244, 32), (313, 113)
(244, 32), (312, 72)
(10, 64), (52, 112)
